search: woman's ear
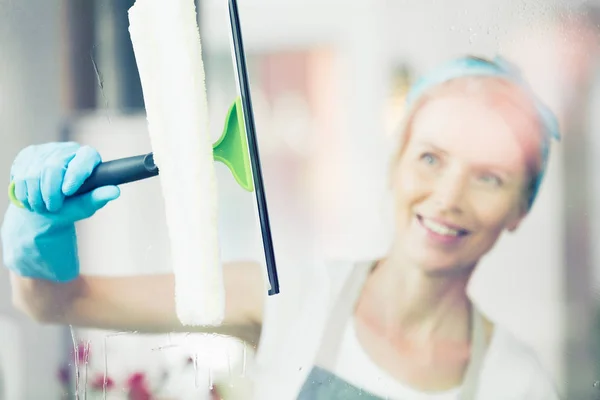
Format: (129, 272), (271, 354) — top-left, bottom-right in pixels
(507, 181), (534, 233)
(507, 206), (528, 233)
(507, 218), (522, 233)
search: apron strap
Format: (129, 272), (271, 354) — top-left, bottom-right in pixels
(459, 306), (488, 400)
(315, 260), (374, 368)
(314, 261), (489, 400)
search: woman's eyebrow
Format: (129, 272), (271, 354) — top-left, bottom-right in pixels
(471, 162), (518, 179)
(414, 140), (448, 154)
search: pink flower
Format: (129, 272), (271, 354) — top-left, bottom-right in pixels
(90, 374), (115, 391)
(128, 385), (152, 400)
(210, 386), (223, 400)
(126, 372), (152, 400)
(126, 372), (145, 388)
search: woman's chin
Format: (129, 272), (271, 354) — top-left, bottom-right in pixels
(406, 249), (473, 277)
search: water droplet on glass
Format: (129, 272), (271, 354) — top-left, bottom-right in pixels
(242, 344), (247, 377)
(227, 347), (232, 378)
(69, 326), (81, 400)
(193, 353), (199, 389)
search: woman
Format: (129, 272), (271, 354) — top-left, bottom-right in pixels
(1, 55), (561, 399)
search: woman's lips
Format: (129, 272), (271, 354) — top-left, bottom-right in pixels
(416, 214), (470, 245)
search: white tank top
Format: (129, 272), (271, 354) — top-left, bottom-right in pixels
(333, 318), (462, 400)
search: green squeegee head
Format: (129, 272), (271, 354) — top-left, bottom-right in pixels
(213, 97), (254, 192)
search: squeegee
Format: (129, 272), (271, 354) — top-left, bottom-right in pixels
(8, 0), (280, 326)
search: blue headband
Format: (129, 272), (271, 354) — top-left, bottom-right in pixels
(405, 56), (561, 209)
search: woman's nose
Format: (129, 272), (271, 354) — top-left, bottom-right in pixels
(431, 172), (468, 213)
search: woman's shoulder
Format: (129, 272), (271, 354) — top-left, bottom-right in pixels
(256, 257), (359, 332)
(277, 256), (369, 294)
(253, 257), (363, 372)
(487, 325), (547, 370)
(261, 257), (363, 316)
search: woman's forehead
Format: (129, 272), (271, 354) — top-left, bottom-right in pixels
(409, 95), (533, 173)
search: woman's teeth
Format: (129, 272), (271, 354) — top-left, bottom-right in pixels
(421, 218), (461, 237)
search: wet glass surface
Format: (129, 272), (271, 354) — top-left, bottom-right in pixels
(0, 0), (599, 399)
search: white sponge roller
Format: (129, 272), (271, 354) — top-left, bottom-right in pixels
(128, 0), (225, 326)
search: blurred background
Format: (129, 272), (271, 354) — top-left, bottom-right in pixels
(1, 0), (600, 398)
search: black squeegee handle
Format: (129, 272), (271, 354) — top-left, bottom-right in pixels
(73, 153), (158, 196)
(228, 0), (280, 296)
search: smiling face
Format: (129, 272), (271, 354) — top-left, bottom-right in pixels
(392, 78), (542, 273)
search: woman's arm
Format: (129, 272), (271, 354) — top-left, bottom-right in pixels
(9, 261), (265, 345)
(3, 143), (266, 343)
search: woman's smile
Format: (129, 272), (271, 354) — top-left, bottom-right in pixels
(415, 214), (470, 246)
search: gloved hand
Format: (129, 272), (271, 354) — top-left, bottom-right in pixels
(1, 142), (120, 282)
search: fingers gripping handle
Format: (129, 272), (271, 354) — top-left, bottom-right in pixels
(8, 153), (158, 209)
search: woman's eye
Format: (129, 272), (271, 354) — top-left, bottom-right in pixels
(420, 153), (438, 166)
(479, 174), (502, 187)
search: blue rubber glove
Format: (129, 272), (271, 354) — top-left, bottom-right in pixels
(0, 142), (120, 282)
